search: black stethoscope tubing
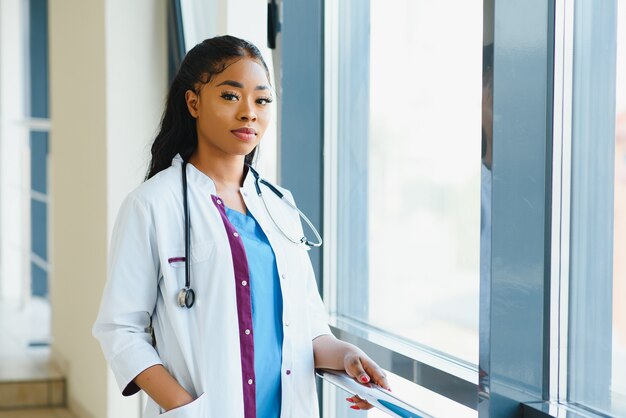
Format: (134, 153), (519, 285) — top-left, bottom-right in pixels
(179, 161), (195, 308)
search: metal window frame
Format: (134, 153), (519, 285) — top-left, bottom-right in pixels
(278, 0), (325, 286)
(478, 0), (557, 416)
(167, 0), (185, 82)
(549, 0), (575, 405)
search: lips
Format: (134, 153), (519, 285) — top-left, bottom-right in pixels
(231, 127), (257, 142)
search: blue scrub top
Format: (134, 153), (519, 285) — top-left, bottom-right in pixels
(225, 206), (283, 418)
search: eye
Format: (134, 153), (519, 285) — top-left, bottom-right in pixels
(257, 97), (273, 105)
(220, 91), (240, 101)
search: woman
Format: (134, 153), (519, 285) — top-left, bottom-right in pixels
(93, 35), (388, 417)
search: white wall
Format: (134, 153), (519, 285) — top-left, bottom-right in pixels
(0, 0), (28, 303)
(49, 2), (107, 417)
(49, 1), (166, 417)
(105, 0), (167, 228)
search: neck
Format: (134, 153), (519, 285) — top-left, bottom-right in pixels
(188, 146), (247, 189)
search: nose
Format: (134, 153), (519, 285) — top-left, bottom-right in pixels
(237, 98), (257, 122)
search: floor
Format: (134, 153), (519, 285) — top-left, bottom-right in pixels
(0, 298), (76, 418)
(0, 408), (75, 418)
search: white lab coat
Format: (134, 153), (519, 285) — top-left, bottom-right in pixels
(93, 154), (331, 418)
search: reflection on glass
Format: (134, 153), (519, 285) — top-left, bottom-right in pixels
(365, 0), (482, 365)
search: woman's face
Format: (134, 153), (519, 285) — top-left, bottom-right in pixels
(185, 57), (272, 159)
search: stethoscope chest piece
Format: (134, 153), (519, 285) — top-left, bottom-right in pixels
(178, 287), (195, 309)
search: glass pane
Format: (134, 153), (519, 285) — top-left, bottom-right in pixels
(30, 131), (48, 194)
(335, 0), (482, 365)
(29, 0), (48, 118)
(569, 0), (626, 415)
(31, 263), (47, 298)
(31, 199), (47, 261)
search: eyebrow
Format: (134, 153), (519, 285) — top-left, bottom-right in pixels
(216, 80), (269, 91)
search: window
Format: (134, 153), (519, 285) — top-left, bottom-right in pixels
(286, 0), (626, 415)
(28, 0), (50, 299)
(324, 0), (482, 415)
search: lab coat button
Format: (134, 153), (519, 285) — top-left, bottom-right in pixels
(281, 273), (286, 280)
(242, 280), (247, 286)
(242, 191), (248, 197)
(285, 321), (290, 327)
(233, 232), (239, 237)
(248, 379), (253, 385)
(286, 370), (291, 375)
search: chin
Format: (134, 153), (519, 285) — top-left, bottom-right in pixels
(232, 145), (258, 157)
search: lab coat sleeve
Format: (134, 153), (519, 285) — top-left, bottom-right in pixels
(92, 194), (163, 396)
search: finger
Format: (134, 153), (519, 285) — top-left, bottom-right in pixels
(353, 396), (373, 410)
(350, 403), (374, 411)
(348, 395), (374, 411)
(352, 400), (374, 411)
(345, 355), (371, 384)
(360, 357), (391, 390)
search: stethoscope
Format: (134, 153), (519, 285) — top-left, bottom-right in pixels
(177, 161), (323, 308)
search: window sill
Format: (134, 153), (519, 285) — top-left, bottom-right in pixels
(329, 314), (478, 410)
(522, 401), (615, 418)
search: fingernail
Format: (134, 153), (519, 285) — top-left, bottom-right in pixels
(346, 397), (355, 403)
(360, 375), (369, 383)
(350, 405), (360, 410)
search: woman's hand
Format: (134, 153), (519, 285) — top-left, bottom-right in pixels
(312, 334), (392, 411)
(342, 350), (390, 411)
(133, 364), (194, 412)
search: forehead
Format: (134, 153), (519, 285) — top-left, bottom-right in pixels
(209, 58), (269, 87)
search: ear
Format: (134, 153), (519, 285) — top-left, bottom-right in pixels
(185, 90), (199, 118)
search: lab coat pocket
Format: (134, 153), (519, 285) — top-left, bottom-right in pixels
(165, 240), (215, 269)
(161, 240), (216, 304)
(159, 392), (207, 417)
(167, 256), (187, 268)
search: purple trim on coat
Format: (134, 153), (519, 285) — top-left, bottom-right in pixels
(211, 195), (256, 418)
(167, 256), (186, 264)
